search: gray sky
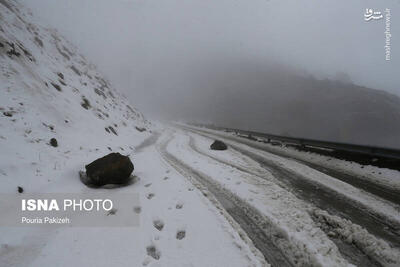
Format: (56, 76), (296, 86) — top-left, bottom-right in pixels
(21, 0), (400, 118)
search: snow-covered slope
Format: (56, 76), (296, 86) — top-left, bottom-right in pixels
(0, 3), (267, 267)
(0, 0), (152, 193)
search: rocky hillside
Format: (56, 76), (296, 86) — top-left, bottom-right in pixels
(0, 0), (152, 193)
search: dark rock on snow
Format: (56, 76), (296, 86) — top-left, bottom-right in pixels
(80, 97), (91, 110)
(51, 82), (62, 92)
(3, 111), (13, 117)
(85, 152), (134, 186)
(135, 126), (146, 132)
(108, 126), (117, 135)
(17, 186), (23, 193)
(210, 140), (227, 150)
(50, 138), (58, 147)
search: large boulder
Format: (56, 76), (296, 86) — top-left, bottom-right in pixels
(85, 153), (134, 186)
(210, 140), (227, 150)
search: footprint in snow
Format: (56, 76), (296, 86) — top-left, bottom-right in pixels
(142, 257), (151, 266)
(163, 176), (169, 180)
(144, 183), (152, 188)
(153, 219), (164, 231)
(106, 208), (117, 216)
(133, 206), (142, 214)
(176, 230), (186, 240)
(146, 245), (161, 260)
(146, 193), (155, 200)
(175, 203), (183, 209)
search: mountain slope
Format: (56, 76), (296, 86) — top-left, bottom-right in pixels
(0, 3), (267, 267)
(0, 0), (152, 193)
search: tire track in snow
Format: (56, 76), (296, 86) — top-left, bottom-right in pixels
(186, 132), (396, 267)
(157, 133), (293, 267)
(134, 132), (161, 153)
(184, 126), (400, 250)
(189, 126), (400, 205)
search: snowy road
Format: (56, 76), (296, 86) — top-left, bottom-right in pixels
(187, 127), (400, 205)
(184, 128), (400, 244)
(157, 133), (293, 267)
(157, 126), (400, 266)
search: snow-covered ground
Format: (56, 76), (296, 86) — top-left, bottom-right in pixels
(184, 126), (400, 228)
(163, 129), (400, 266)
(165, 130), (351, 266)
(2, 137), (263, 267)
(0, 2), (264, 266)
(2, 1), (400, 266)
(190, 126), (400, 193)
(183, 129), (400, 266)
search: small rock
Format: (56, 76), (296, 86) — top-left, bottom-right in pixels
(71, 65), (81, 76)
(81, 97), (91, 110)
(210, 140), (227, 150)
(17, 186), (23, 193)
(50, 138), (58, 147)
(135, 126), (146, 132)
(327, 231), (337, 238)
(3, 111), (13, 117)
(108, 126), (117, 136)
(51, 82), (62, 92)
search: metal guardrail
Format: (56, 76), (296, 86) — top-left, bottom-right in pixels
(195, 124), (400, 160)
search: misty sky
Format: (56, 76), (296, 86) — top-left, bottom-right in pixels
(21, 0), (399, 119)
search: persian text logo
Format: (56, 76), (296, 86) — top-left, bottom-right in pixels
(364, 8), (391, 61)
(364, 8), (383, 21)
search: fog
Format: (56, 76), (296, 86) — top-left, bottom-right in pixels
(21, 0), (400, 147)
